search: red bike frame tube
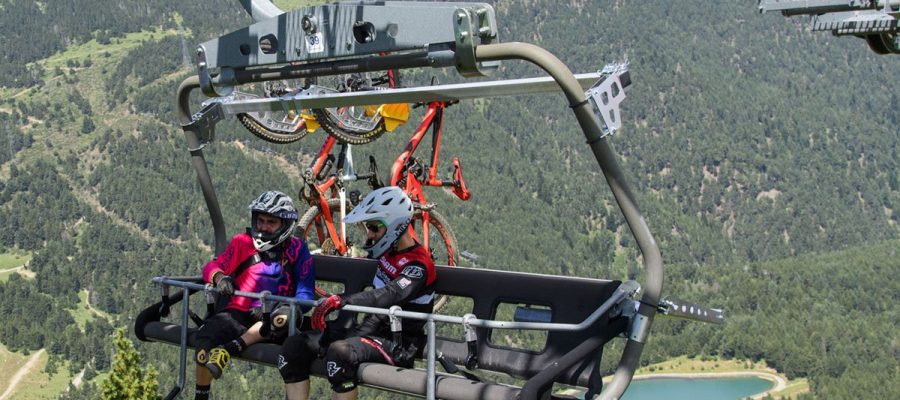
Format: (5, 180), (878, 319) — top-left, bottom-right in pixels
(311, 135), (338, 175)
(390, 103), (439, 186)
(313, 194), (348, 254)
(426, 103), (445, 186)
(304, 134), (349, 255)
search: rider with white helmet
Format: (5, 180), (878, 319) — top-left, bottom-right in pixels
(278, 187), (437, 400)
(344, 185), (414, 258)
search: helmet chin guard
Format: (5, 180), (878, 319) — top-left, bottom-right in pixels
(251, 217), (297, 252)
(343, 187), (413, 258)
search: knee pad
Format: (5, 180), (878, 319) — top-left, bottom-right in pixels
(194, 348), (209, 366)
(325, 341), (359, 392)
(278, 334), (315, 383)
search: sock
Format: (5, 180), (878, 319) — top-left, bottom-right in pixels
(223, 337), (247, 355)
(195, 384), (211, 400)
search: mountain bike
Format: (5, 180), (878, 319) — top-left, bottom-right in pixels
(310, 70), (410, 144)
(294, 101), (469, 310)
(234, 79), (310, 144)
(389, 100), (469, 269)
(295, 134), (379, 260)
(297, 100), (468, 261)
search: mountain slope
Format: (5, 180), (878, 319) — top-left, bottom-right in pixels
(0, 1), (898, 399)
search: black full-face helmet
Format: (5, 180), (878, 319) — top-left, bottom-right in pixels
(248, 191), (298, 251)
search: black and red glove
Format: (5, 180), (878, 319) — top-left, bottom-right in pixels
(311, 295), (343, 331)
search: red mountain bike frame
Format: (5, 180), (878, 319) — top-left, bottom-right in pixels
(389, 101), (470, 257)
(300, 134), (359, 256)
(390, 101), (470, 202)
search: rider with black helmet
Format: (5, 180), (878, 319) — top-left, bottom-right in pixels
(193, 191), (315, 400)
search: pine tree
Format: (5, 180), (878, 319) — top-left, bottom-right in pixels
(100, 329), (160, 400)
(81, 117), (95, 134)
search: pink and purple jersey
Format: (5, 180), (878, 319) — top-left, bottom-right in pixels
(203, 233), (314, 312)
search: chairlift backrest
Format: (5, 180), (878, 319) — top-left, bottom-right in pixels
(313, 255), (627, 387)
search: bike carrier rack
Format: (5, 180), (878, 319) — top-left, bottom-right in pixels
(152, 1), (665, 399)
(204, 73), (607, 117)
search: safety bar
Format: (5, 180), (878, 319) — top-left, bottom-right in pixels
(151, 276), (639, 400)
(152, 277), (638, 331)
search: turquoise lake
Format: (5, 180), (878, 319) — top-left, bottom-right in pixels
(619, 377), (774, 400)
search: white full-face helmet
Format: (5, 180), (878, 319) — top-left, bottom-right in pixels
(248, 190), (298, 252)
(342, 186), (413, 258)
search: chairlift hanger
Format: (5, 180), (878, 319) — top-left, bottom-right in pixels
(758, 0), (900, 54)
(144, 1), (684, 399)
(198, 1), (500, 96)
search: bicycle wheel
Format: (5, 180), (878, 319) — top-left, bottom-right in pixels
(236, 80), (309, 143)
(297, 198), (366, 257)
(411, 208), (460, 311)
(313, 106), (387, 145)
(310, 72), (401, 145)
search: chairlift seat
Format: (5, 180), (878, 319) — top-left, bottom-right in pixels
(136, 255), (628, 399)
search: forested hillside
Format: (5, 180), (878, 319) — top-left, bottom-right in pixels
(1, 0), (898, 399)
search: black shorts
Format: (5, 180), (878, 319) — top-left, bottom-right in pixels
(279, 327), (422, 392)
(193, 308), (257, 354)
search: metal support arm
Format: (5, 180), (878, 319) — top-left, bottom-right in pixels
(177, 77), (227, 254)
(238, 0), (284, 22)
(474, 42), (663, 400)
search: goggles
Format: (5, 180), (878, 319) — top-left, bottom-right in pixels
(365, 222), (385, 232)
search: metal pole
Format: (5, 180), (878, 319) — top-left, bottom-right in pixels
(229, 50), (456, 86)
(474, 42), (663, 400)
(180, 287), (190, 393)
(426, 316), (436, 400)
(177, 76), (227, 254)
(164, 287), (191, 400)
(207, 73), (605, 113)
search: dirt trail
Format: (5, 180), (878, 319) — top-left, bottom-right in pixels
(83, 290), (110, 320)
(71, 368), (85, 388)
(0, 266), (23, 273)
(0, 265), (33, 279)
(0, 349), (45, 400)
